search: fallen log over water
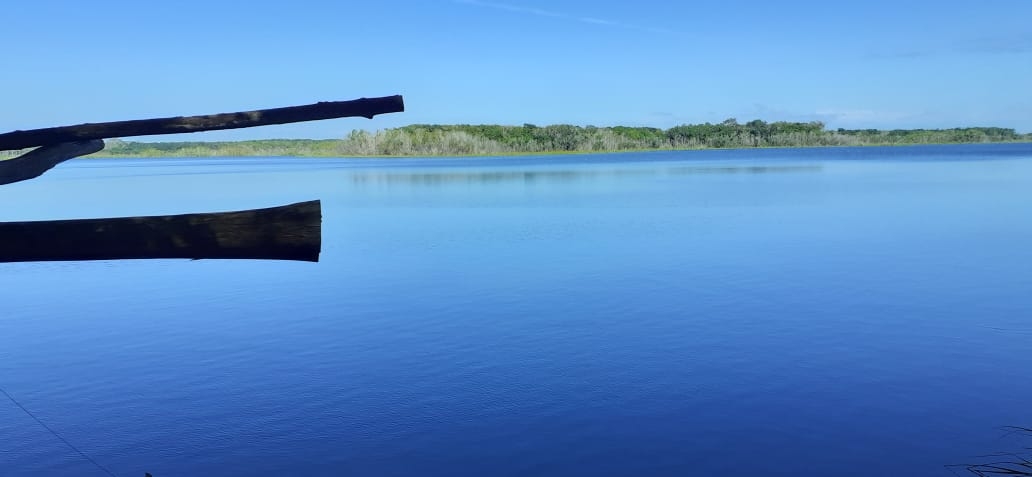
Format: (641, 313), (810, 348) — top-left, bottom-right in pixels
(0, 200), (321, 263)
(0, 95), (404, 151)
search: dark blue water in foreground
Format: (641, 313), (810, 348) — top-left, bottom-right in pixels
(2, 144), (1032, 476)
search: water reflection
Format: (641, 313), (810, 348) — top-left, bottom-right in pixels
(4, 146), (1032, 477)
(347, 164), (822, 187)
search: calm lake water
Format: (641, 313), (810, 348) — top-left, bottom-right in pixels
(2, 144), (1032, 476)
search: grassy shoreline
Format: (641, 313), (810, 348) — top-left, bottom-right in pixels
(3, 121), (1029, 159)
(79, 139), (1032, 159)
(4, 139), (1028, 161)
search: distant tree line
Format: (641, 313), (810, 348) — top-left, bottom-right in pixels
(78, 120), (1031, 158)
(97, 138), (344, 157)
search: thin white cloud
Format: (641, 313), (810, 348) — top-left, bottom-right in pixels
(580, 17), (616, 26)
(455, 0), (561, 18)
(965, 34), (1032, 54)
(814, 109), (912, 123)
(811, 108), (932, 129)
(867, 33), (1032, 59)
(454, 0), (676, 35)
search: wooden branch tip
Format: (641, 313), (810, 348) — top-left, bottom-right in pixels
(0, 95), (405, 151)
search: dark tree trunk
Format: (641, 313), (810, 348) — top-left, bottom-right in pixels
(0, 200), (321, 263)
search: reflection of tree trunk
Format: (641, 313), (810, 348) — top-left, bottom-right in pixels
(0, 200), (321, 263)
(958, 426), (1032, 476)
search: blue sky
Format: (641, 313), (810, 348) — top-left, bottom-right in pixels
(2, 0), (1030, 140)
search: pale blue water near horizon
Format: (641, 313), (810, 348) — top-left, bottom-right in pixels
(1, 144), (1031, 476)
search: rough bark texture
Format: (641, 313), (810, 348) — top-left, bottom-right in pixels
(0, 200), (321, 262)
(0, 95), (404, 151)
(0, 140), (105, 185)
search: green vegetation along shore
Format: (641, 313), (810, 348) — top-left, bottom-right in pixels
(3, 120), (1028, 159)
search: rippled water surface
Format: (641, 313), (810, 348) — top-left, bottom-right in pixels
(2, 144), (1031, 476)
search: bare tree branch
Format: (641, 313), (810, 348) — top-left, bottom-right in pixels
(0, 140), (104, 185)
(0, 95), (405, 151)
